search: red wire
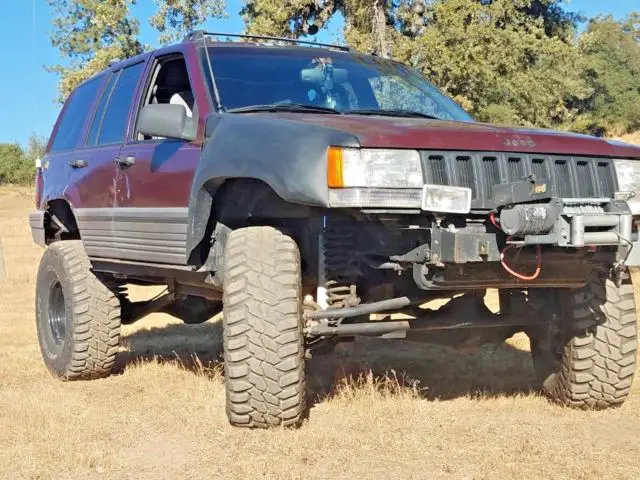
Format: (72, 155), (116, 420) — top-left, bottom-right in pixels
(489, 211), (500, 228)
(488, 213), (542, 281)
(500, 237), (542, 281)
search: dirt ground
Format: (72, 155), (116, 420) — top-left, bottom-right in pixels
(2, 186), (640, 480)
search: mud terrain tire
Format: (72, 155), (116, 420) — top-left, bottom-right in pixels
(222, 227), (306, 428)
(531, 273), (637, 408)
(35, 240), (121, 380)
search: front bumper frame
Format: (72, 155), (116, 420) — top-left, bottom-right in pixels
(398, 197), (639, 290)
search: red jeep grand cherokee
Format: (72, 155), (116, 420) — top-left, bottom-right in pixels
(29, 31), (640, 428)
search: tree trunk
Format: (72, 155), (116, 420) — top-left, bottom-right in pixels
(372, 0), (389, 58)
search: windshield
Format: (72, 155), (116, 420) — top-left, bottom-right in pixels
(203, 47), (474, 122)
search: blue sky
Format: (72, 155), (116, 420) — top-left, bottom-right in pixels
(0, 0), (635, 146)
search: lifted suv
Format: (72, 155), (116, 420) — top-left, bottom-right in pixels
(31, 31), (640, 428)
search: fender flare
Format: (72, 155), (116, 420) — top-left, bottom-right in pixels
(30, 197), (79, 247)
(185, 114), (359, 261)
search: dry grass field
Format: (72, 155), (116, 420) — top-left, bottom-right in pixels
(618, 132), (640, 145)
(3, 185), (640, 480)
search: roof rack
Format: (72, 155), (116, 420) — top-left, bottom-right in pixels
(183, 30), (351, 52)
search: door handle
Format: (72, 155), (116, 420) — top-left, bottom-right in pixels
(114, 156), (136, 169)
(69, 159), (88, 169)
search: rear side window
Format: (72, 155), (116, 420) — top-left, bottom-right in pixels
(92, 62), (145, 146)
(86, 73), (117, 147)
(50, 77), (102, 153)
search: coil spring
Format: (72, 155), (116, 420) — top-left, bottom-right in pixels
(325, 281), (358, 308)
(323, 217), (360, 308)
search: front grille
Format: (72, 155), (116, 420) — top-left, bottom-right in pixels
(575, 160), (595, 197)
(552, 159), (571, 197)
(531, 157), (547, 180)
(419, 151), (617, 209)
(456, 156), (475, 197)
(506, 157), (524, 181)
(596, 161), (616, 197)
(482, 156), (501, 188)
(426, 154), (448, 184)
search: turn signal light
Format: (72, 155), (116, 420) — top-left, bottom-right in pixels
(327, 147), (344, 188)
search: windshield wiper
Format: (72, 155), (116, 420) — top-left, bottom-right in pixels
(345, 109), (441, 120)
(227, 103), (341, 114)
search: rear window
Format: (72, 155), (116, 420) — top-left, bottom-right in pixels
(49, 76), (102, 153)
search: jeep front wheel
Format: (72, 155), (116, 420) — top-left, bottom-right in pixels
(222, 227), (306, 428)
(35, 240), (121, 380)
(530, 274), (637, 409)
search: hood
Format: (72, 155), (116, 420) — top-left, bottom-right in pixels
(270, 113), (640, 159)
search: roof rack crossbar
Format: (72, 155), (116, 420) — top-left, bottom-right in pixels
(184, 30), (351, 52)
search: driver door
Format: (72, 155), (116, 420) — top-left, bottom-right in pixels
(113, 48), (209, 265)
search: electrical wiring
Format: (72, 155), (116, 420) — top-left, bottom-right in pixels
(489, 212), (543, 281)
(489, 211), (500, 228)
(500, 238), (543, 281)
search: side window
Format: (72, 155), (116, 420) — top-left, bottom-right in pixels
(50, 76), (102, 153)
(94, 62), (145, 146)
(136, 55), (195, 141)
(86, 73), (117, 147)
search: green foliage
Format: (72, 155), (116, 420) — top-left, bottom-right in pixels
(150, 0), (227, 44)
(477, 0), (584, 40)
(241, 0), (408, 56)
(48, 0), (228, 100)
(0, 144), (34, 186)
(398, 0), (592, 129)
(574, 14), (640, 136)
(45, 0), (639, 137)
(242, 0), (640, 136)
(47, 0), (143, 102)
(25, 134), (48, 164)
(241, 0), (334, 37)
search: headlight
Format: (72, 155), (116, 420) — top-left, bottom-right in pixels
(614, 159), (640, 193)
(327, 147), (423, 208)
(328, 147), (423, 188)
(614, 159), (640, 214)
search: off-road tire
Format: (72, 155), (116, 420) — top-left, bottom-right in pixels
(35, 240), (121, 380)
(222, 227), (306, 428)
(531, 273), (637, 408)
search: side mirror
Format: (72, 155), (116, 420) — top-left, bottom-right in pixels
(138, 104), (196, 141)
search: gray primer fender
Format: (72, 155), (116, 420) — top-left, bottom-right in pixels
(186, 113), (360, 260)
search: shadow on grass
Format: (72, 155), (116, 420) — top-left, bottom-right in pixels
(114, 320), (224, 377)
(307, 337), (538, 402)
(116, 319), (539, 404)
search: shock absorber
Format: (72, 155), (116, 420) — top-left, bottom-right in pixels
(321, 216), (361, 309)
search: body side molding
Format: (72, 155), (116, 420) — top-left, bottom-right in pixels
(75, 207), (189, 265)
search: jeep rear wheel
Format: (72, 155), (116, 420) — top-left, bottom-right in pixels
(530, 274), (637, 409)
(35, 240), (121, 380)
(222, 227), (306, 428)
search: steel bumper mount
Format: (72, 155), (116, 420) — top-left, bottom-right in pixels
(425, 197), (635, 266)
(516, 198), (632, 248)
(511, 197), (636, 267)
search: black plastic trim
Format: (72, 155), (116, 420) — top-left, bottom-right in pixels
(75, 208), (189, 265)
